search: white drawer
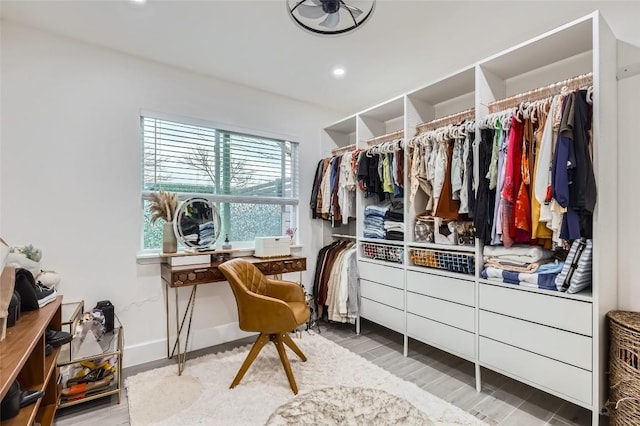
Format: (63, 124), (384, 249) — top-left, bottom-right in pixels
(407, 292), (474, 332)
(360, 279), (404, 309)
(479, 337), (592, 405)
(479, 310), (592, 370)
(406, 270), (474, 306)
(360, 298), (404, 334)
(407, 313), (475, 360)
(358, 260), (403, 289)
(479, 283), (592, 336)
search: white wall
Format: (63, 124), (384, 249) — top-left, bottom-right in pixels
(0, 21), (339, 366)
(617, 42), (640, 312)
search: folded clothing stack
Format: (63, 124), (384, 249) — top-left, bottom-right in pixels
(384, 209), (404, 241)
(363, 204), (389, 239)
(481, 245), (565, 290)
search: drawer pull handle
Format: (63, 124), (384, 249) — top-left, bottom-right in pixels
(193, 268), (208, 273)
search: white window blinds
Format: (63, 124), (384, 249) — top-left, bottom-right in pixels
(142, 117), (299, 202)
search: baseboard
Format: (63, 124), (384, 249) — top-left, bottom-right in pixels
(123, 322), (255, 367)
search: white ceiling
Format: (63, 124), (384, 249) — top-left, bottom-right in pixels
(2, 0), (639, 116)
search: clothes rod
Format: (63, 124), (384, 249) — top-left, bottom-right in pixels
(415, 108), (476, 133)
(366, 130), (404, 146)
(331, 144), (356, 156)
(488, 72), (593, 113)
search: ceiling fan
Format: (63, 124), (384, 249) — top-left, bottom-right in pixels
(287, 0), (375, 36)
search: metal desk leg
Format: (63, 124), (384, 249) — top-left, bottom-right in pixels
(165, 284), (198, 375)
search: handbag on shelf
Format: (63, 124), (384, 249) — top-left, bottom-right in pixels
(555, 238), (593, 294)
(414, 213), (435, 243)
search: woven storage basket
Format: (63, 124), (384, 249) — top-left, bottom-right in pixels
(410, 248), (475, 275)
(608, 310), (640, 425)
(361, 242), (404, 264)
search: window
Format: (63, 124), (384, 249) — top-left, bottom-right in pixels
(141, 115), (299, 251)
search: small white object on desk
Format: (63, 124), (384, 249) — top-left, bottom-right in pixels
(165, 254), (211, 266)
(254, 236), (291, 258)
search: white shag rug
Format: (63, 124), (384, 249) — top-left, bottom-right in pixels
(126, 333), (485, 426)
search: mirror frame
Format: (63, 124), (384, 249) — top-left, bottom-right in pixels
(173, 197), (221, 251)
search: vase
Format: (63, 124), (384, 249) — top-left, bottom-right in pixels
(163, 222), (177, 253)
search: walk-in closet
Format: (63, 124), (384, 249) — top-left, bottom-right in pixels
(318, 12), (617, 424)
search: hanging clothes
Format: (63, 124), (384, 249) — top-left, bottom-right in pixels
(313, 240), (358, 323)
(530, 108), (553, 241)
(434, 141), (461, 220)
(474, 128), (495, 243)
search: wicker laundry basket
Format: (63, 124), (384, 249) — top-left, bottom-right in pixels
(607, 310), (640, 425)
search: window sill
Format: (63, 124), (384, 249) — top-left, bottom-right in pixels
(136, 244), (303, 265)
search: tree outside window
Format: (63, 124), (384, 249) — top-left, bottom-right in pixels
(141, 116), (298, 251)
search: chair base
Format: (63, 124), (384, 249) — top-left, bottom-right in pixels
(230, 332), (307, 394)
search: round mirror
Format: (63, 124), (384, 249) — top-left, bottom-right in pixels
(173, 197), (221, 251)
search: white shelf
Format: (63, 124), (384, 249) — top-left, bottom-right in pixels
(358, 95), (404, 122)
(478, 278), (594, 303)
(359, 237), (405, 247)
(407, 242), (476, 253)
(406, 265), (475, 281)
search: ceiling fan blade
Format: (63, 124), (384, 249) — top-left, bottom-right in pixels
(320, 12), (340, 28)
(297, 4), (326, 19)
(309, 0), (322, 5)
(341, 4), (363, 18)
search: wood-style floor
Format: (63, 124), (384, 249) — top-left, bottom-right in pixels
(54, 319), (597, 426)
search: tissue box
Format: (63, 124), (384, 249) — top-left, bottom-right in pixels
(254, 236), (290, 258)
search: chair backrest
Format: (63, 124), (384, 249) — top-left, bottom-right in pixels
(218, 258), (269, 296)
(219, 258), (273, 332)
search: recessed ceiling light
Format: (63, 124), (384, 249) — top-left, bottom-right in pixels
(332, 67), (346, 78)
(131, 0), (146, 4)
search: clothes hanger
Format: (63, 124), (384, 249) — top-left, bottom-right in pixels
(586, 86), (594, 105)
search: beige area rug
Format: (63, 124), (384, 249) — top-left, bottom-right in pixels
(126, 333), (486, 426)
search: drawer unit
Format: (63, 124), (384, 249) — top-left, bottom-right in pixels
(254, 257), (306, 275)
(407, 313), (475, 360)
(358, 260), (404, 289)
(161, 262), (226, 287)
(360, 298), (404, 334)
(406, 270), (474, 306)
(360, 279), (404, 309)
(479, 283), (592, 336)
(480, 310), (592, 370)
(479, 337), (592, 406)
(407, 292), (474, 332)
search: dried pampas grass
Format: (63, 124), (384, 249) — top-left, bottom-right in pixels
(149, 190), (178, 224)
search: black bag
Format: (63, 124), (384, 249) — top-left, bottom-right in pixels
(14, 269), (39, 311)
(95, 300), (114, 333)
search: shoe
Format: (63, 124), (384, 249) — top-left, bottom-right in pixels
(45, 329), (72, 347)
(66, 367), (108, 386)
(19, 390), (44, 408)
(35, 283), (56, 308)
(45, 343), (53, 356)
(14, 269), (39, 311)
(61, 375), (113, 397)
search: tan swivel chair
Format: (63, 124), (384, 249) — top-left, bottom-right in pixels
(218, 258), (310, 394)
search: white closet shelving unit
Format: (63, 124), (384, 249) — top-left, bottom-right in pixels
(319, 11), (617, 425)
(355, 96), (406, 338)
(321, 115), (358, 241)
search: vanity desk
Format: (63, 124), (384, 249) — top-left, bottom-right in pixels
(160, 252), (307, 374)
